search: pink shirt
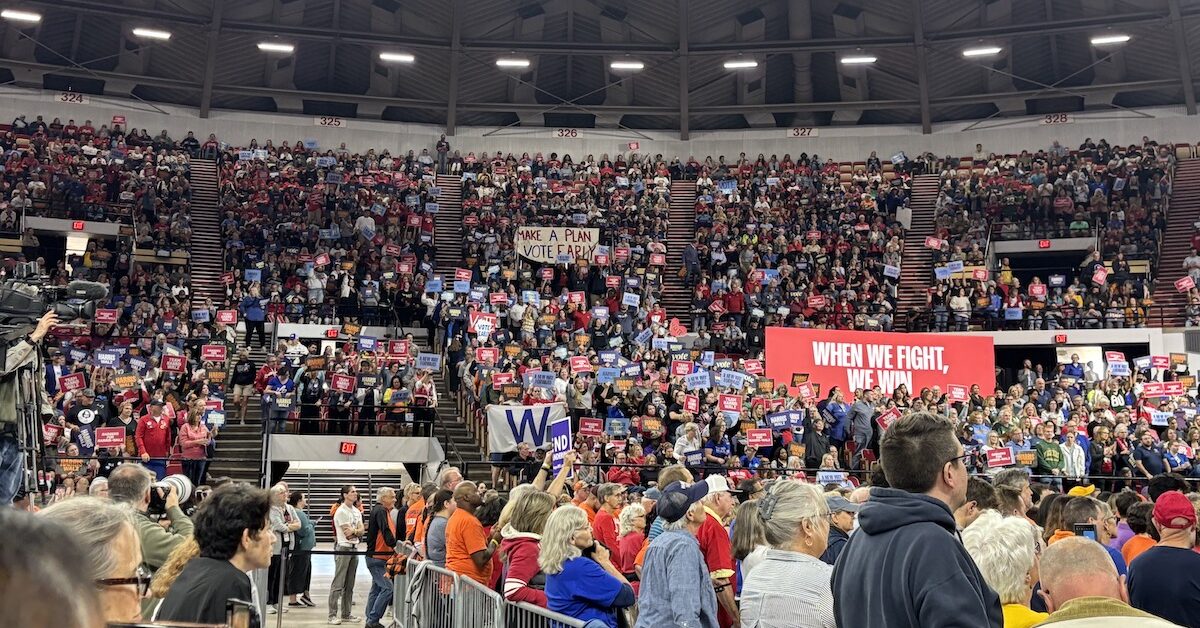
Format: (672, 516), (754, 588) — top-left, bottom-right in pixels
(179, 422), (210, 459)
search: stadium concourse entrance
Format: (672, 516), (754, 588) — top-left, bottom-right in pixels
(994, 341), (1150, 390)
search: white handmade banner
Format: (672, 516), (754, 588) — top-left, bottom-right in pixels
(515, 227), (600, 263)
(486, 402), (569, 453)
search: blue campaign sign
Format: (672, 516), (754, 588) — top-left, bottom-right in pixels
(191, 309), (210, 322)
(718, 370), (749, 389)
(651, 338), (669, 350)
(129, 356), (148, 373)
(947, 260), (964, 273)
(1109, 361), (1130, 376)
(522, 290), (540, 305)
(1004, 308), (1023, 320)
(358, 336), (377, 351)
(426, 202), (440, 213)
(598, 351), (619, 366)
(634, 328), (654, 346)
(766, 410), (802, 430)
(701, 351), (715, 367)
(685, 371), (711, 391)
(606, 416), (631, 437)
(425, 279), (443, 293)
(592, 306), (609, 319)
(525, 370), (556, 390)
(621, 364), (642, 377)
(934, 266), (952, 280)
(684, 450), (704, 465)
(96, 350), (120, 367)
(69, 348), (88, 363)
(416, 353), (442, 370)
(244, 269), (262, 282)
(550, 417), (572, 475)
(453, 280), (471, 293)
(971, 423), (991, 444)
(718, 180), (737, 193)
(597, 367), (620, 384)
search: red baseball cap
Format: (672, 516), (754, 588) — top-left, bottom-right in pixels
(1153, 491), (1197, 530)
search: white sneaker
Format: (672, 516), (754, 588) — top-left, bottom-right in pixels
(328, 618), (342, 625)
(343, 615), (362, 622)
(267, 605), (278, 615)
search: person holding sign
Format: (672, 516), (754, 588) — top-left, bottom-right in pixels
(264, 367), (296, 434)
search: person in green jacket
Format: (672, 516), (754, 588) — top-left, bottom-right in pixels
(286, 491), (317, 607)
(1035, 422), (1065, 490)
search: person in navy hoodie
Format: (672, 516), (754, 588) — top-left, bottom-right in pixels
(832, 411), (1002, 628)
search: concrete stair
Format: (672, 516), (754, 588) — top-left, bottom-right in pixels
(896, 174), (941, 327)
(663, 180), (698, 323)
(432, 174), (464, 277)
(1151, 159), (1200, 326)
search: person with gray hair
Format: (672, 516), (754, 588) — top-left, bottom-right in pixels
(435, 466), (463, 491)
(89, 476), (109, 497)
(364, 486), (398, 628)
(739, 480), (836, 628)
(106, 462), (192, 611)
(960, 511), (1047, 627)
(40, 495), (144, 625)
(635, 480), (718, 628)
(1038, 536), (1182, 626)
(0, 506), (105, 628)
(265, 484), (299, 615)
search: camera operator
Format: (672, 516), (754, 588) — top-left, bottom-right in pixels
(0, 310), (57, 505)
(108, 462), (193, 615)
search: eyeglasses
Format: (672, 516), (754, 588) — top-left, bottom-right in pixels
(946, 452), (972, 467)
(96, 565), (151, 598)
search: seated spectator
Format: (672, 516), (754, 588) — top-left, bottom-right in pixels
(1121, 501), (1158, 565)
(0, 507), (106, 628)
(540, 504), (635, 628)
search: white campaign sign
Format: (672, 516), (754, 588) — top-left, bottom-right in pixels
(486, 402), (569, 453)
(515, 226), (600, 263)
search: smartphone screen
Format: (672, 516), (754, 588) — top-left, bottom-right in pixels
(1073, 523), (1098, 541)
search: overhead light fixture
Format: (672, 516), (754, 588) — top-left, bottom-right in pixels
(0, 9), (41, 23)
(1090, 34), (1130, 46)
(496, 58), (530, 68)
(723, 59), (758, 70)
(962, 46), (1002, 57)
(257, 42), (295, 54)
(840, 55), (877, 65)
(131, 28), (172, 41)
(609, 60), (644, 71)
(379, 52), (415, 63)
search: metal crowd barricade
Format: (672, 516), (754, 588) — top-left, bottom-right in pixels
(457, 572), (505, 628)
(506, 602), (588, 628)
(408, 558), (460, 628)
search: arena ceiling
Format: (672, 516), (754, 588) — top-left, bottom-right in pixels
(0, 0), (1198, 137)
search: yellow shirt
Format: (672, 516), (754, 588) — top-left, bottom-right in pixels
(1002, 603), (1048, 628)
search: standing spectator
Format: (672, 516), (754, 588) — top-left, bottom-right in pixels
(240, 285), (267, 349)
(264, 367), (296, 434)
(592, 483), (625, 565)
(1121, 502), (1158, 566)
(328, 485), (365, 625)
(820, 495), (860, 565)
(1038, 536), (1180, 626)
(1127, 491), (1200, 628)
(848, 390), (877, 469)
(445, 481), (498, 585)
(697, 474), (740, 628)
(1132, 432), (1168, 480)
(178, 408), (210, 488)
(266, 484), (299, 615)
(435, 135), (450, 173)
(0, 507), (106, 627)
(960, 511), (1048, 628)
(739, 480), (837, 628)
(230, 349), (257, 424)
(135, 400), (172, 479)
(540, 505), (636, 628)
(635, 480), (719, 628)
(107, 463), (193, 595)
(423, 489), (456, 567)
(364, 487), (398, 628)
(499, 490), (556, 607)
(286, 491), (316, 608)
(832, 412), (1003, 627)
(157, 484), (272, 625)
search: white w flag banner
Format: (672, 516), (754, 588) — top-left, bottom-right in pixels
(486, 402), (568, 453)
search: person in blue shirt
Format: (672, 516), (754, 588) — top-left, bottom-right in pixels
(703, 420), (732, 472)
(541, 505), (635, 628)
(264, 367), (296, 434)
(239, 284), (267, 348)
(1060, 354), (1084, 381)
(818, 387), (850, 449)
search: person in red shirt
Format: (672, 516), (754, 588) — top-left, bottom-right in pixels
(697, 475), (740, 628)
(135, 400), (172, 479)
(606, 453), (639, 487)
(591, 483), (625, 567)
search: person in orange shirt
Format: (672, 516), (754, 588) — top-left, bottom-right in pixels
(405, 484), (434, 548)
(444, 481), (499, 584)
(572, 482), (599, 525)
(1121, 502), (1158, 565)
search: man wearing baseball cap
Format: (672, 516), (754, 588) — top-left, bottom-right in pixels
(821, 495), (860, 565)
(698, 474), (741, 628)
(1127, 491), (1200, 627)
(636, 481), (719, 628)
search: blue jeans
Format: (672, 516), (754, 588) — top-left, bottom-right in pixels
(0, 433), (24, 504)
(144, 459), (166, 480)
(365, 556), (393, 623)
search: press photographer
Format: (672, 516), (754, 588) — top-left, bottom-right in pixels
(109, 463), (194, 616)
(0, 308), (57, 505)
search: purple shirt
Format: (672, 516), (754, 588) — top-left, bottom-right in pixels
(1109, 521), (1134, 552)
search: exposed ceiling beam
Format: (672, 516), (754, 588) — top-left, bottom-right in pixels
(678, 0), (688, 140)
(912, 0), (931, 134)
(1168, 0), (1197, 115)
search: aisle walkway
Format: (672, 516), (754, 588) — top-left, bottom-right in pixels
(271, 547), (381, 628)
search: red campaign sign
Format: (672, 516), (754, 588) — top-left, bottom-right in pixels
(987, 447), (1015, 468)
(684, 394), (699, 413)
(1142, 382), (1166, 397)
(94, 427), (125, 449)
(1164, 381), (1186, 396)
(579, 418), (604, 437)
(972, 268), (989, 281)
(798, 382), (816, 400)
(668, 318), (688, 337)
(476, 347), (501, 363)
(200, 345), (227, 362)
(1028, 284), (1047, 298)
(388, 340), (410, 356)
(1177, 276), (1196, 292)
(161, 355), (186, 373)
(94, 309), (119, 324)
(490, 292), (509, 305)
(1151, 355), (1171, 369)
(746, 429), (773, 449)
(384, 244), (402, 257)
(1105, 351), (1125, 363)
(569, 291), (585, 305)
(766, 328), (995, 402)
(1092, 267), (1108, 285)
(541, 268), (554, 280)
(649, 253), (666, 266)
(947, 384), (969, 403)
(806, 230), (822, 240)
(594, 254), (610, 266)
(807, 295), (827, 309)
(397, 262), (413, 275)
(112, 115), (126, 125)
(605, 276), (621, 288)
(875, 407), (902, 431)
(468, 311), (498, 334)
(751, 270), (765, 282)
(924, 236), (942, 250)
(315, 253), (330, 267)
(216, 310), (238, 324)
(718, 394), (743, 413)
(492, 372), (514, 388)
(671, 360), (694, 377)
(709, 300), (727, 314)
(220, 272), (235, 285)
(455, 268), (472, 282)
(463, 215), (479, 226)
(58, 372), (86, 393)
(407, 214), (423, 227)
(43, 423), (62, 445)
(205, 399), (224, 411)
(743, 359), (764, 375)
(331, 373), (355, 393)
(615, 247), (630, 260)
(569, 356), (592, 373)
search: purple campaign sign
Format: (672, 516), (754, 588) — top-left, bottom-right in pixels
(550, 417), (572, 475)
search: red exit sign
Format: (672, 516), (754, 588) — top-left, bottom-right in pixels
(72, 220), (85, 230)
(325, 328), (339, 339)
(1054, 334), (1068, 344)
(1038, 240), (1051, 249)
(339, 441), (358, 455)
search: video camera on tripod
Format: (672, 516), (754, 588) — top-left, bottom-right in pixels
(0, 261), (109, 331)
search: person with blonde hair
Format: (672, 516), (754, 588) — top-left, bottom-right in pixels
(960, 511), (1047, 628)
(616, 502), (646, 576)
(739, 480), (836, 628)
(540, 505), (635, 628)
(499, 490), (556, 606)
(148, 538), (200, 619)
